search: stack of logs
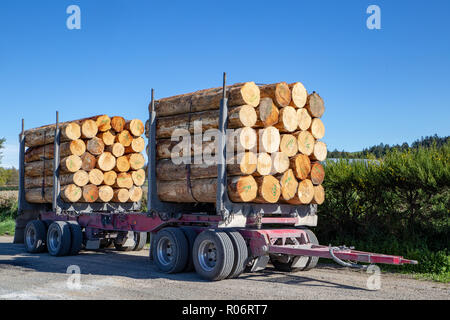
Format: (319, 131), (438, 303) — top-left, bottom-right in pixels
(24, 115), (146, 204)
(148, 81), (327, 205)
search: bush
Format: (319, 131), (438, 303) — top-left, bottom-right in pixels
(316, 143), (449, 279)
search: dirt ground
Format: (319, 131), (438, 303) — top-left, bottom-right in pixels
(0, 236), (448, 300)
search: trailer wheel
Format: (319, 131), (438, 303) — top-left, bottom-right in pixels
(303, 229), (319, 270)
(67, 221), (83, 256)
(100, 239), (113, 249)
(152, 228), (188, 273)
(225, 230), (248, 279)
(180, 227), (198, 272)
(24, 220), (47, 253)
(193, 230), (235, 281)
(133, 232), (147, 251)
(270, 228), (320, 272)
(114, 232), (135, 251)
(46, 221), (72, 256)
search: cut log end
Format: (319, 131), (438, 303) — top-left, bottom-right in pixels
(260, 126), (280, 153)
(96, 152), (116, 171)
(309, 118), (325, 140)
(311, 141), (327, 162)
(306, 92), (325, 118)
(96, 115), (111, 132)
(297, 108), (312, 131)
(289, 82), (308, 108)
(280, 134), (298, 157)
(290, 154), (311, 180)
(255, 175), (281, 203)
(112, 188), (130, 203)
(296, 130), (315, 156)
(279, 169), (299, 201)
(228, 175), (257, 202)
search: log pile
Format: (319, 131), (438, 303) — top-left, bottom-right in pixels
(147, 81), (327, 204)
(24, 115), (146, 204)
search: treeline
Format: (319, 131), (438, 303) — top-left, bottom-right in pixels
(0, 138), (19, 187)
(329, 135), (449, 159)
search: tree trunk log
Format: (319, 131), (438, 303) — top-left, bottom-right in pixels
(309, 162), (325, 185)
(309, 118), (325, 139)
(277, 169), (298, 201)
(310, 141), (327, 161)
(124, 137), (145, 154)
(274, 106), (297, 133)
(88, 169), (104, 185)
(25, 184), (82, 203)
(24, 171), (89, 189)
(290, 154), (311, 180)
(256, 153), (272, 176)
(82, 184), (99, 202)
(259, 127), (280, 153)
(106, 142), (125, 157)
(97, 185), (114, 202)
(24, 122), (81, 147)
(289, 82), (308, 108)
(113, 173), (133, 189)
(306, 92), (325, 118)
(116, 130), (133, 147)
(295, 130), (315, 156)
(154, 82), (260, 117)
(98, 130), (116, 146)
(81, 119), (98, 139)
(272, 152), (289, 174)
(311, 184), (325, 204)
(111, 116), (126, 133)
(280, 134), (298, 157)
(285, 179), (314, 204)
(80, 152), (97, 171)
(96, 115), (111, 132)
(128, 186), (143, 202)
(86, 137), (105, 155)
(112, 188), (130, 203)
(24, 155), (82, 177)
(103, 171), (117, 186)
(96, 152), (116, 171)
(256, 98), (279, 127)
(115, 155), (130, 172)
(253, 175), (281, 203)
(24, 139), (86, 163)
(131, 169), (146, 186)
(127, 153), (145, 170)
(297, 108), (312, 131)
(259, 82), (291, 107)
(125, 119), (145, 137)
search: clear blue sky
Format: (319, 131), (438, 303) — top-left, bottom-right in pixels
(1, 0), (449, 168)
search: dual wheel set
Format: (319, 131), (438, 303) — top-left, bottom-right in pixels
(24, 220), (146, 256)
(152, 227), (249, 281)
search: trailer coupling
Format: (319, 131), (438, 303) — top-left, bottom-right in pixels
(267, 244), (418, 268)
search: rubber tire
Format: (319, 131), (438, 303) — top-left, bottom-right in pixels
(66, 221), (83, 256)
(133, 232), (147, 251)
(225, 230), (248, 279)
(24, 220), (47, 253)
(180, 227), (198, 272)
(270, 228), (320, 272)
(46, 221), (72, 256)
(303, 229), (319, 270)
(193, 230), (235, 281)
(152, 227), (189, 274)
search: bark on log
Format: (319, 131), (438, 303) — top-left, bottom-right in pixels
(306, 92), (325, 118)
(259, 82), (291, 107)
(24, 155), (82, 177)
(295, 130), (315, 156)
(279, 134), (298, 157)
(290, 154), (311, 180)
(289, 82), (308, 108)
(274, 106), (298, 133)
(24, 139), (86, 163)
(228, 105), (258, 128)
(154, 82), (260, 117)
(25, 184), (82, 203)
(157, 175), (257, 203)
(24, 170), (89, 189)
(253, 175), (281, 203)
(24, 122), (81, 147)
(297, 108), (312, 131)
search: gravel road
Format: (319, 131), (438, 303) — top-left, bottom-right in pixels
(0, 236), (448, 300)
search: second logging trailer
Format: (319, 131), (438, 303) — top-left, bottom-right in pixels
(19, 74), (417, 281)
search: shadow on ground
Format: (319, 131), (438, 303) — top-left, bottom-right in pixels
(0, 241), (368, 291)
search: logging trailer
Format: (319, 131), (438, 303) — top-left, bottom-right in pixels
(18, 74), (417, 281)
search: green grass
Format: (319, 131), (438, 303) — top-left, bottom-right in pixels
(0, 218), (15, 236)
